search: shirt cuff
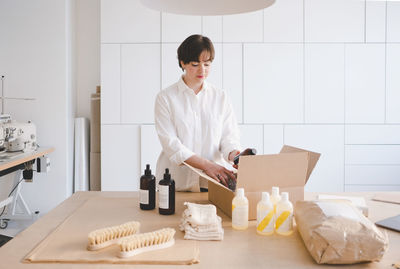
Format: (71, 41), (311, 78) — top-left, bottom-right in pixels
(169, 147), (195, 165)
(221, 142), (242, 163)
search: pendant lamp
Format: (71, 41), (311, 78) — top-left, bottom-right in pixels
(140, 0), (276, 16)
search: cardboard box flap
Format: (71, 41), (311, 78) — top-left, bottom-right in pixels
(208, 181), (235, 217)
(183, 162), (231, 192)
(279, 145), (321, 183)
(237, 152), (309, 192)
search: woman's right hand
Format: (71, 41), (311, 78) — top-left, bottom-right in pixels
(184, 155), (236, 188)
(203, 161), (236, 188)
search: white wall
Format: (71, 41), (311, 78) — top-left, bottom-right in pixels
(101, 0), (400, 192)
(0, 0), (75, 214)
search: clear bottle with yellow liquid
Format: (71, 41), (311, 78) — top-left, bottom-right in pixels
(275, 192), (293, 236)
(232, 188), (248, 230)
(256, 192), (274, 235)
(270, 186), (281, 213)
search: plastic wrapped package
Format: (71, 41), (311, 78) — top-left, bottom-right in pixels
(295, 200), (388, 265)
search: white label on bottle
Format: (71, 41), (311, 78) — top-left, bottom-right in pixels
(159, 185), (169, 209)
(232, 204), (248, 227)
(139, 189), (149, 205)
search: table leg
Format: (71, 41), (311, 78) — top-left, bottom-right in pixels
(1, 170), (35, 221)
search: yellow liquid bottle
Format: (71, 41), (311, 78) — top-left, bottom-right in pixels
(275, 192), (293, 236)
(232, 188), (248, 230)
(270, 186), (281, 213)
(256, 192), (274, 235)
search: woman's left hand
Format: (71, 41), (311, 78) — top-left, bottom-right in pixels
(228, 150), (240, 169)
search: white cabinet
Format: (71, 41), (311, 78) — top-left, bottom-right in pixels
(101, 125), (141, 191)
(223, 44), (243, 123)
(264, 0), (303, 42)
(244, 44), (303, 123)
(101, 0), (160, 43)
(239, 125), (264, 155)
(387, 2), (400, 42)
(387, 44), (400, 123)
(284, 125), (345, 192)
(162, 13), (201, 42)
(223, 11), (263, 42)
(305, 0), (364, 42)
(345, 44), (385, 124)
(101, 44), (121, 124)
(305, 44), (344, 123)
(121, 44), (160, 124)
(141, 125), (162, 175)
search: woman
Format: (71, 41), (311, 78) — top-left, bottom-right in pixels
(154, 34), (241, 192)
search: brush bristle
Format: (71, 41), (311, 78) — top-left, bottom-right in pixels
(88, 221), (140, 247)
(119, 228), (175, 253)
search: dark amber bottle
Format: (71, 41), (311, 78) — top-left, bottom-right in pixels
(139, 164), (155, 210)
(158, 168), (175, 215)
(233, 148), (257, 165)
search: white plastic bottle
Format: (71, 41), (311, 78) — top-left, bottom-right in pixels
(275, 192), (293, 236)
(232, 188), (248, 230)
(270, 186), (281, 213)
(256, 192), (274, 235)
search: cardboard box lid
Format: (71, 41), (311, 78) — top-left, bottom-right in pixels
(279, 145), (321, 184)
(237, 151), (310, 192)
(184, 145), (321, 193)
(183, 162), (231, 192)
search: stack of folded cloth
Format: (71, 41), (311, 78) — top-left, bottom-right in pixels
(179, 202), (224, 241)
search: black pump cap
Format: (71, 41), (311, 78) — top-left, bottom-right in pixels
(233, 148), (257, 165)
(163, 168), (171, 180)
(144, 164), (152, 176)
(249, 148), (257, 155)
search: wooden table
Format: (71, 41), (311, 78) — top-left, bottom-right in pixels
(0, 191), (399, 268)
(0, 147), (54, 173)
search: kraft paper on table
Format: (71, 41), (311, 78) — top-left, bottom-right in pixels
(23, 197), (199, 265)
(372, 193), (400, 204)
(295, 200), (388, 265)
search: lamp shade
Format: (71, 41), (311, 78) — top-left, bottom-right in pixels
(140, 0), (276, 16)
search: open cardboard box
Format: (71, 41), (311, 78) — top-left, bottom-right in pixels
(184, 145), (320, 220)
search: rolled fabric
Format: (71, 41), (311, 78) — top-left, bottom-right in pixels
(74, 117), (90, 192)
(295, 200), (388, 265)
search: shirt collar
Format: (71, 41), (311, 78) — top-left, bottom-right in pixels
(177, 76), (208, 94)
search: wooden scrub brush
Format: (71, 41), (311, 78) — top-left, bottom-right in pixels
(118, 228), (176, 258)
(87, 221), (140, 250)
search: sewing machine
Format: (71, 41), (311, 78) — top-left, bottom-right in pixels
(0, 77), (46, 229)
(0, 77), (37, 153)
(0, 115), (40, 229)
(0, 115), (37, 153)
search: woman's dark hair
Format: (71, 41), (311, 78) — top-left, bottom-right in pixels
(177, 34), (215, 71)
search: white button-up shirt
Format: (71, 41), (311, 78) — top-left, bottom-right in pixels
(154, 77), (241, 192)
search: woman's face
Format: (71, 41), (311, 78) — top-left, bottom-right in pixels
(181, 51), (212, 85)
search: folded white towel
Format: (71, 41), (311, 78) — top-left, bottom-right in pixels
(180, 202), (224, 241)
(183, 202), (218, 226)
(180, 210), (221, 231)
(184, 230), (224, 241)
(182, 221), (223, 234)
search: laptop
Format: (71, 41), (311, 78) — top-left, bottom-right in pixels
(375, 214), (400, 232)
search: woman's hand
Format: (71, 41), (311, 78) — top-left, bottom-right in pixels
(203, 161), (236, 188)
(184, 154), (236, 188)
(228, 150), (241, 169)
